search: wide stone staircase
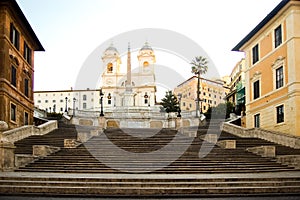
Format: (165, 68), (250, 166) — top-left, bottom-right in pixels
(1, 120), (300, 196)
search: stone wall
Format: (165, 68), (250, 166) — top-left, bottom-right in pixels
(2, 120), (58, 143)
(222, 122), (300, 149)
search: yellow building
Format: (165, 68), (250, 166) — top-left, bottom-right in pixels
(232, 0), (300, 136)
(174, 76), (228, 113)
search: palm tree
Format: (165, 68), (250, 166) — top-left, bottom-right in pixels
(191, 56), (208, 118)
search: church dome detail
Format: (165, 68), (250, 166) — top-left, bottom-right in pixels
(103, 43), (119, 56)
(140, 41), (153, 51)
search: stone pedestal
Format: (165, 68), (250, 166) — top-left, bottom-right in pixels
(32, 145), (60, 157)
(0, 121), (15, 171)
(175, 118), (182, 130)
(98, 116), (106, 129)
(201, 134), (218, 144)
(218, 140), (236, 149)
(247, 146), (276, 158)
(0, 142), (16, 171)
(123, 92), (135, 107)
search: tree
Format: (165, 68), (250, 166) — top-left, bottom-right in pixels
(191, 56), (208, 117)
(161, 91), (179, 113)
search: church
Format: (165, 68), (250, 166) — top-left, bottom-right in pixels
(100, 42), (157, 110)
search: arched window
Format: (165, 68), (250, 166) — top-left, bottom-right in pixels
(107, 63), (113, 73)
(143, 61), (149, 67)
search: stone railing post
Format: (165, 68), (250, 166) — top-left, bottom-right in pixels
(0, 121), (16, 171)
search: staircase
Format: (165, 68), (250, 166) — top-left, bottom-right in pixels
(1, 120), (300, 196)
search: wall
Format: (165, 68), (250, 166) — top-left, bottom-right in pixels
(222, 122), (300, 149)
(2, 120), (57, 143)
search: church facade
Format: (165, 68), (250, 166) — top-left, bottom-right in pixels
(100, 42), (157, 110)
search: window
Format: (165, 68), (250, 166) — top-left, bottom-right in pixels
(10, 103), (16, 122)
(252, 44), (259, 64)
(108, 99), (111, 105)
(11, 66), (17, 87)
(45, 100), (48, 103)
(144, 98), (148, 104)
(83, 95), (87, 101)
(254, 114), (260, 128)
(24, 78), (29, 97)
(60, 99), (64, 103)
(274, 25), (282, 48)
(83, 103), (87, 109)
(37, 100), (41, 103)
(276, 66), (284, 89)
(23, 42), (32, 64)
(24, 112), (29, 125)
(52, 100), (56, 103)
(183, 102), (186, 107)
(60, 107), (63, 112)
(107, 63), (113, 73)
(276, 105), (284, 123)
(10, 23), (19, 50)
(253, 80), (260, 99)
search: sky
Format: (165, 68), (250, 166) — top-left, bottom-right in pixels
(17, 0), (283, 93)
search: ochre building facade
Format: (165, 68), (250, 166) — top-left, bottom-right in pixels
(233, 0), (300, 136)
(0, 0), (44, 129)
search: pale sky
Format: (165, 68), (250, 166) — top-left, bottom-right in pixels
(17, 0), (282, 92)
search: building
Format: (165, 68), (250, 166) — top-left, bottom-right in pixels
(232, 0), (300, 136)
(226, 58), (246, 116)
(34, 89), (102, 113)
(100, 42), (156, 108)
(34, 42), (158, 114)
(0, 0), (44, 129)
(173, 76), (229, 113)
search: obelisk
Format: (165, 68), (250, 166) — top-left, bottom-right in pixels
(123, 42), (135, 106)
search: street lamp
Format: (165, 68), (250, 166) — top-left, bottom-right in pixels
(73, 98), (76, 116)
(65, 97), (68, 113)
(177, 93), (182, 117)
(99, 89), (104, 116)
(200, 98), (203, 114)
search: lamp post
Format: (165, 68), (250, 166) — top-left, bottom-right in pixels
(200, 98), (203, 114)
(73, 98), (76, 116)
(177, 93), (182, 117)
(148, 95), (150, 107)
(65, 97), (68, 113)
(99, 89), (104, 117)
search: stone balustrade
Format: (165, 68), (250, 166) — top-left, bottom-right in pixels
(2, 120), (57, 143)
(0, 120), (58, 171)
(222, 122), (300, 149)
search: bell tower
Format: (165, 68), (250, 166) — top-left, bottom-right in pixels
(101, 43), (121, 87)
(137, 41), (156, 74)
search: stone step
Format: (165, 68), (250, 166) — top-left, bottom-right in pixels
(1, 179), (300, 188)
(1, 175), (300, 196)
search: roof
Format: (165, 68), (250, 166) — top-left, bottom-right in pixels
(105, 45), (119, 53)
(0, 0), (44, 51)
(34, 89), (102, 93)
(232, 0), (289, 51)
(176, 76), (225, 88)
(140, 42), (153, 51)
